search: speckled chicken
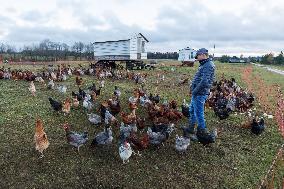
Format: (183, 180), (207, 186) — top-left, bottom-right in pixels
(175, 135), (190, 153)
(63, 123), (88, 152)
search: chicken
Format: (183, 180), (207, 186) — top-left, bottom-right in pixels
(251, 118), (265, 135)
(62, 98), (71, 115)
(72, 89), (85, 102)
(197, 129), (218, 146)
(47, 79), (55, 90)
(166, 110), (183, 123)
(121, 111), (136, 125)
(127, 132), (149, 156)
(181, 99), (190, 117)
(147, 124), (175, 146)
(88, 113), (102, 125)
(175, 135), (190, 153)
(114, 86), (121, 97)
(83, 96), (93, 111)
(99, 102), (118, 126)
(28, 81), (36, 96)
(129, 102), (138, 110)
(120, 122), (137, 138)
(57, 85), (67, 94)
(149, 93), (160, 104)
(108, 97), (121, 116)
(136, 117), (146, 131)
(48, 97), (62, 112)
(119, 141), (133, 164)
(214, 107), (232, 120)
(91, 127), (113, 146)
(72, 96), (80, 108)
(34, 119), (49, 158)
(63, 123), (88, 152)
(76, 76), (83, 86)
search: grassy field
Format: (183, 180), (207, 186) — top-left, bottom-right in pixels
(0, 61), (283, 188)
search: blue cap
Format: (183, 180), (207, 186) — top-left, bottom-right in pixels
(195, 48), (208, 58)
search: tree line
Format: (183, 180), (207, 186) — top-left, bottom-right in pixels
(0, 39), (94, 62)
(218, 52), (284, 65)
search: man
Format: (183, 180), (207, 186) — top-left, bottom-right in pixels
(183, 48), (217, 144)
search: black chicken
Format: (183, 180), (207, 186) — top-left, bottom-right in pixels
(48, 97), (62, 111)
(251, 118), (265, 135)
(197, 129), (217, 146)
(88, 83), (101, 96)
(149, 93), (160, 104)
(181, 99), (190, 117)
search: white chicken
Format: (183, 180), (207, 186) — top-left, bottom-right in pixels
(175, 135), (190, 153)
(28, 81), (36, 96)
(119, 141), (133, 164)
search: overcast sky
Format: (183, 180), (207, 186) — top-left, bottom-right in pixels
(0, 0), (283, 56)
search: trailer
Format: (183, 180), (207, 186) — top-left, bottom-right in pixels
(178, 47), (196, 67)
(93, 33), (149, 70)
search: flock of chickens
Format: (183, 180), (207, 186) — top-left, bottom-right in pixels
(1, 64), (266, 163)
(205, 76), (265, 134)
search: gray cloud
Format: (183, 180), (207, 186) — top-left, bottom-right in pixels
(0, 0), (283, 56)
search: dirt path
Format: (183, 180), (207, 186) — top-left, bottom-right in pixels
(252, 63), (284, 76)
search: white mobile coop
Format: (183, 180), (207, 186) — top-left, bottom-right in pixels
(93, 33), (149, 70)
(178, 47), (196, 67)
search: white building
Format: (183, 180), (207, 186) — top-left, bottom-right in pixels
(93, 33), (149, 60)
(178, 47), (196, 63)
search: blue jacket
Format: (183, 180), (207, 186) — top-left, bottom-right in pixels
(191, 58), (215, 96)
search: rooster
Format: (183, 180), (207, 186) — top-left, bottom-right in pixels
(62, 98), (71, 115)
(28, 81), (36, 96)
(48, 97), (62, 112)
(63, 123), (88, 152)
(34, 119), (49, 158)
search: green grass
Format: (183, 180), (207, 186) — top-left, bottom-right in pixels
(0, 61), (283, 188)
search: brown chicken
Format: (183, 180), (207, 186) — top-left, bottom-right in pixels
(76, 76), (84, 86)
(121, 111), (137, 125)
(136, 117), (146, 131)
(62, 98), (71, 114)
(129, 102), (138, 110)
(108, 97), (121, 116)
(127, 132), (149, 156)
(166, 110), (183, 123)
(34, 119), (49, 158)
